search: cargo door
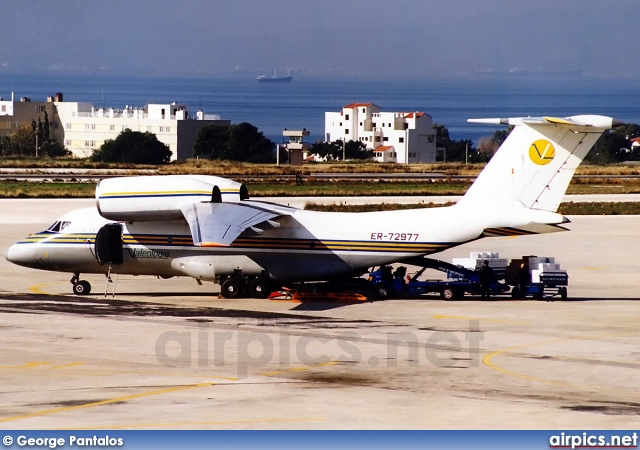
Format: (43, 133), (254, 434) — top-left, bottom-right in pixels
(95, 223), (124, 265)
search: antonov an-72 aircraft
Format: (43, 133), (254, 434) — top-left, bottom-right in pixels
(6, 115), (622, 298)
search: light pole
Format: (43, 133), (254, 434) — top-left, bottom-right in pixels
(405, 128), (408, 165)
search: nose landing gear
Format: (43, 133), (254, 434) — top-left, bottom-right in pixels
(70, 273), (92, 295)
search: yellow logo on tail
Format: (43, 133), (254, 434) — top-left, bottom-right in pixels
(529, 139), (555, 165)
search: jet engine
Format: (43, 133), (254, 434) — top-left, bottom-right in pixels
(96, 175), (249, 221)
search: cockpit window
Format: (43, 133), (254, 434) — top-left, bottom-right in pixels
(46, 221), (61, 232)
(45, 221), (70, 232)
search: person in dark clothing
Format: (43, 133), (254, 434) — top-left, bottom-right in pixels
(381, 265), (393, 282)
(479, 260), (494, 299)
(515, 262), (530, 299)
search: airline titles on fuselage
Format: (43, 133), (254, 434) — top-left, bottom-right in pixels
(127, 248), (170, 259)
(370, 232), (420, 241)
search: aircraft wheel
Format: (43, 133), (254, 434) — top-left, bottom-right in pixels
(73, 280), (91, 296)
(221, 278), (242, 299)
(441, 287), (456, 300)
(373, 283), (389, 300)
(247, 277), (271, 299)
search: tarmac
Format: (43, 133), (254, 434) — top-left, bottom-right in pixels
(0, 199), (639, 429)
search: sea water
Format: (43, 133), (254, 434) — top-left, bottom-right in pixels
(1, 72), (639, 146)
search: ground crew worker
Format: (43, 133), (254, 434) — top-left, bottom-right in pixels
(515, 261), (530, 299)
(479, 260), (494, 299)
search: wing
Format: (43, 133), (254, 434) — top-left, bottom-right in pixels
(180, 202), (288, 246)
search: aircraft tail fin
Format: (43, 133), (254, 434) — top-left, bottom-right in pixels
(458, 115), (623, 212)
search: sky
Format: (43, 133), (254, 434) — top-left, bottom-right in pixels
(2, 0), (639, 80)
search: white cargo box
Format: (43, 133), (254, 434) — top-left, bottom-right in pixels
(469, 251), (500, 259)
(452, 257), (508, 271)
(538, 263), (561, 271)
(527, 256), (556, 265)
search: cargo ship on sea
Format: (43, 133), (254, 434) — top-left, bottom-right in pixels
(257, 70), (292, 82)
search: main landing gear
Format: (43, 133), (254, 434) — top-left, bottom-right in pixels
(70, 273), (91, 295)
(220, 275), (273, 299)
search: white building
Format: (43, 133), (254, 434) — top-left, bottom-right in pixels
(54, 101), (228, 160)
(0, 93), (229, 161)
(324, 103), (436, 163)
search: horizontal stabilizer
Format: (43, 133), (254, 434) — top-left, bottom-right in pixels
(468, 115), (625, 129)
(181, 202), (283, 246)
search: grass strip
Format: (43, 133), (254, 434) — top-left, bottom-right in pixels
(0, 181), (96, 198)
(4, 158), (640, 177)
(304, 201), (640, 215)
(1, 180), (639, 215)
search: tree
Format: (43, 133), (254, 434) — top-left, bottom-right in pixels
(433, 124), (451, 148)
(344, 140), (372, 160)
(40, 139), (70, 157)
(476, 128), (511, 161)
(0, 123), (68, 158)
(225, 122), (274, 162)
(91, 129), (172, 164)
(433, 123), (476, 162)
(587, 123), (640, 163)
(192, 124), (228, 159)
(43, 111), (50, 140)
(0, 135), (10, 156)
(35, 117), (44, 156)
(447, 139), (474, 162)
(11, 112), (54, 158)
(309, 140), (342, 159)
(490, 127), (511, 147)
(307, 139), (371, 160)
(192, 122), (275, 162)
(10, 124), (36, 156)
(476, 137), (499, 161)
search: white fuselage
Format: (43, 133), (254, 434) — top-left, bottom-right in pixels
(6, 202), (491, 282)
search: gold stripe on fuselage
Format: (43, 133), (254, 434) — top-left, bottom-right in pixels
(99, 189), (239, 198)
(19, 233), (450, 255)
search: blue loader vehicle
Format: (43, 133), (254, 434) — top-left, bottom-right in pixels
(368, 256), (509, 300)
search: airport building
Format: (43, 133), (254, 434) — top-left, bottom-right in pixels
(324, 103), (437, 163)
(0, 92), (229, 161)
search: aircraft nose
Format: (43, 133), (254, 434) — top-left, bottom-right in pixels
(5, 243), (37, 268)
